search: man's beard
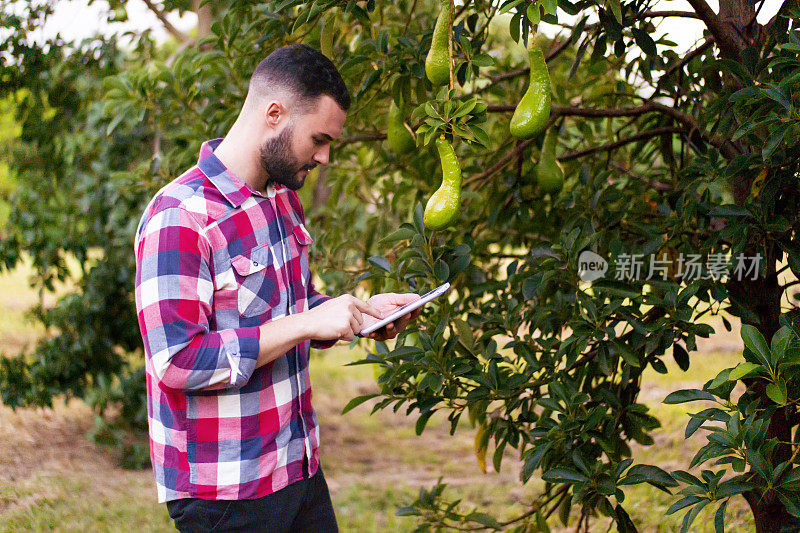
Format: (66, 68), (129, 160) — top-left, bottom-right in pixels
(259, 125), (316, 191)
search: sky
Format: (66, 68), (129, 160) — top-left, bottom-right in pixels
(36, 0), (784, 53)
(24, 0), (196, 44)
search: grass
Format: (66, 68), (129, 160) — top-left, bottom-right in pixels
(0, 260), (757, 532)
(3, 472), (172, 532)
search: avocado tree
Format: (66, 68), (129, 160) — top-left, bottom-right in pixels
(2, 0), (800, 531)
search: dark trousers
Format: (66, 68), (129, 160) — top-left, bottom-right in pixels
(166, 459), (338, 532)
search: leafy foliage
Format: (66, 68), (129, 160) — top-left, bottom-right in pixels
(2, 0), (800, 530)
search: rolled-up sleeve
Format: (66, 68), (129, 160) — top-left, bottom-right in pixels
(134, 206), (260, 392)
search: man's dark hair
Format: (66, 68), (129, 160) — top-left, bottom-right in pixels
(249, 44), (350, 112)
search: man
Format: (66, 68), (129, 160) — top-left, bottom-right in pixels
(134, 44), (420, 532)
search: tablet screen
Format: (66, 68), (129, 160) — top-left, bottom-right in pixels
(359, 282), (450, 335)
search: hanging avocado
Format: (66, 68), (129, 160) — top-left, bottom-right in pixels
(425, 0), (451, 86)
(535, 127), (564, 193)
(424, 136), (462, 230)
(387, 100), (415, 154)
(510, 42), (551, 139)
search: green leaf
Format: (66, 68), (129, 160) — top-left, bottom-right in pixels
(631, 28), (657, 56)
(614, 340), (640, 367)
(620, 464), (678, 488)
(766, 380), (787, 405)
(498, 0), (524, 15)
(413, 202), (425, 236)
(771, 326), (793, 364)
(666, 495), (704, 515)
(711, 204), (750, 217)
(470, 124), (491, 147)
(607, 0), (622, 24)
(424, 102), (440, 119)
(453, 318), (474, 351)
(762, 124), (788, 160)
(741, 324), (772, 368)
(664, 389), (716, 404)
(465, 511), (502, 530)
(526, 2), (540, 25)
(341, 393), (377, 414)
(685, 408), (727, 438)
(415, 409), (435, 435)
(715, 481), (753, 499)
(569, 36), (590, 79)
(542, 468), (588, 483)
(615, 504), (638, 533)
(535, 510), (551, 533)
(434, 259), (450, 282)
(779, 467), (800, 490)
(509, 12), (521, 42)
(522, 275), (541, 300)
(381, 227), (415, 243)
(106, 111), (127, 135)
(681, 500), (710, 533)
(728, 362), (763, 381)
(760, 86), (792, 111)
(673, 344), (690, 371)
(368, 255), (391, 272)
(452, 98), (478, 118)
(541, 0), (558, 14)
(708, 368), (732, 390)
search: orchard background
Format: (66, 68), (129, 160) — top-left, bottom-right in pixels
(1, 0), (800, 532)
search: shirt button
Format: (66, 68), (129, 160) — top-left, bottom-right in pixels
(253, 261), (259, 266)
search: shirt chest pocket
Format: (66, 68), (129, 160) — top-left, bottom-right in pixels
(230, 244), (280, 318)
(291, 223), (313, 285)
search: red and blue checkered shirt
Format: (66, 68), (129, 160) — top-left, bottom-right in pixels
(134, 139), (334, 503)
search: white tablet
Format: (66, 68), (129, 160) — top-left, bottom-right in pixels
(359, 282), (450, 336)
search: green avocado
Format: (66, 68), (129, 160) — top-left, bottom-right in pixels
(425, 0), (451, 86)
(535, 127), (564, 193)
(387, 100), (415, 154)
(424, 136), (462, 229)
(510, 43), (551, 139)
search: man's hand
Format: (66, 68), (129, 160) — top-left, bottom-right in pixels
(362, 292), (422, 341)
(303, 295), (382, 342)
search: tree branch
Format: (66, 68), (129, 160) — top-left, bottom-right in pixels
(487, 37), (572, 84)
(402, 0), (420, 33)
(462, 137), (536, 187)
(639, 10), (702, 19)
(141, 0), (190, 42)
(498, 486), (570, 527)
(486, 101), (739, 159)
(454, 0), (473, 21)
(655, 36), (715, 90)
(685, 0), (748, 58)
(335, 133), (386, 146)
(560, 126), (683, 162)
(610, 161), (672, 191)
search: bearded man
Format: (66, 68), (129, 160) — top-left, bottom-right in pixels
(134, 44), (419, 532)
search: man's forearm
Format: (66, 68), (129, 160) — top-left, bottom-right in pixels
(256, 314), (315, 369)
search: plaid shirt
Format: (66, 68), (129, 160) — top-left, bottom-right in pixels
(134, 139), (335, 503)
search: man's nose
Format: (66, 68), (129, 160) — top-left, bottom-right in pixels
(314, 145), (330, 166)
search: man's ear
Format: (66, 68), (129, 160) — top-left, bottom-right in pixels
(264, 100), (286, 129)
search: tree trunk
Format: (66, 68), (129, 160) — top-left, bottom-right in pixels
(193, 0), (212, 38)
(312, 167), (331, 211)
(719, 0), (795, 529)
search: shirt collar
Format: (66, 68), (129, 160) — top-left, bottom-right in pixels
(197, 138), (284, 207)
